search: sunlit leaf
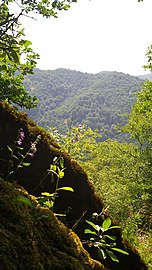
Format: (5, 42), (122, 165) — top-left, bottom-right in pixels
(111, 247), (129, 255)
(57, 187), (74, 192)
(106, 225), (121, 230)
(86, 220), (100, 232)
(24, 40), (32, 47)
(102, 217), (111, 230)
(41, 192), (54, 197)
(84, 229), (98, 235)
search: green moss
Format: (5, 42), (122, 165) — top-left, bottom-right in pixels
(0, 179), (106, 270)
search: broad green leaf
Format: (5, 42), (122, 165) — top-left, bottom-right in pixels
(84, 229), (98, 235)
(86, 220), (100, 232)
(20, 39), (32, 47)
(106, 249), (119, 262)
(16, 195), (32, 207)
(57, 187), (74, 192)
(11, 51), (20, 63)
(24, 40), (32, 47)
(102, 217), (111, 230)
(111, 248), (129, 255)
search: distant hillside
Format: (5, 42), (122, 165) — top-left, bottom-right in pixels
(138, 73), (152, 81)
(23, 68), (144, 140)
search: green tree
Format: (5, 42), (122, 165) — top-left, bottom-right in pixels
(0, 0), (77, 108)
(123, 80), (152, 148)
(49, 125), (100, 161)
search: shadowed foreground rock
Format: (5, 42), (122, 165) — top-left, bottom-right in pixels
(0, 102), (148, 270)
(0, 179), (106, 270)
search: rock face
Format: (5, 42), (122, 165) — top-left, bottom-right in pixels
(0, 179), (105, 270)
(0, 102), (148, 270)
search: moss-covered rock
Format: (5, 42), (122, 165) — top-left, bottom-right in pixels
(0, 102), (148, 270)
(0, 101), (104, 229)
(0, 179), (106, 270)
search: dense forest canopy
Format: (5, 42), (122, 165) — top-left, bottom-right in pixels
(23, 68), (144, 141)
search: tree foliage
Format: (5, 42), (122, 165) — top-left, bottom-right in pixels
(23, 68), (143, 139)
(0, 0), (77, 108)
(123, 80), (152, 147)
(49, 120), (152, 267)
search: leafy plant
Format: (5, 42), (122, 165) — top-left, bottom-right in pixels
(36, 156), (74, 214)
(15, 156), (74, 219)
(83, 214), (129, 263)
(6, 128), (41, 180)
(6, 130), (73, 215)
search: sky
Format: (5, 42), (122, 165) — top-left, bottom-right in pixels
(19, 0), (152, 76)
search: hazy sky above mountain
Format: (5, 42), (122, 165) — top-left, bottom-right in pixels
(20, 0), (152, 75)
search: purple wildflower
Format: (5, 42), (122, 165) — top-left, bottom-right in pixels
(29, 142), (37, 157)
(29, 152), (35, 157)
(17, 129), (25, 145)
(28, 135), (41, 158)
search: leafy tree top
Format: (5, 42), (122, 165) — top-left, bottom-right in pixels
(0, 0), (77, 108)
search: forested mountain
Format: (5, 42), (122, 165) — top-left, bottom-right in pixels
(23, 68), (144, 140)
(138, 74), (152, 81)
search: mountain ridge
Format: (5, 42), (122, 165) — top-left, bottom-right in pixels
(23, 68), (144, 140)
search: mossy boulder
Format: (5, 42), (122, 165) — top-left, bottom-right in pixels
(0, 178), (106, 270)
(0, 102), (148, 270)
(0, 102), (104, 228)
